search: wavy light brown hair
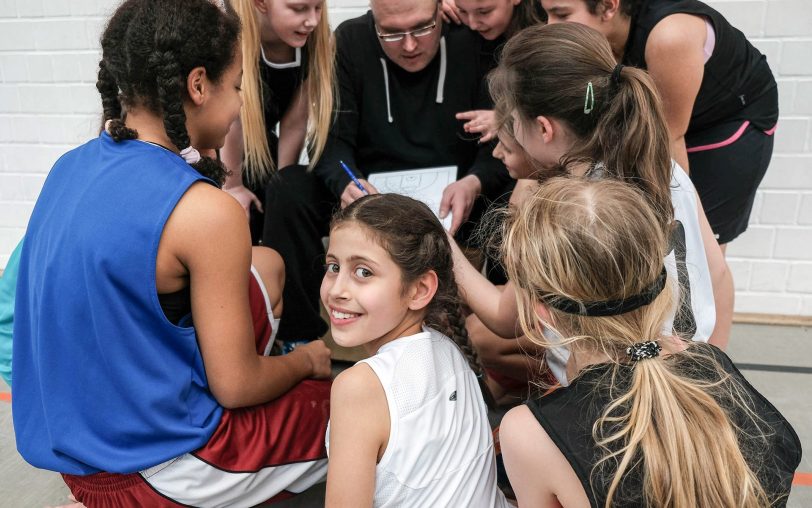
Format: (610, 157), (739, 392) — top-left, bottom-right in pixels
(489, 22), (673, 230)
(501, 176), (771, 507)
(227, 0), (335, 182)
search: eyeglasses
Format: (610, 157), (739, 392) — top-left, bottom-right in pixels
(375, 6), (439, 43)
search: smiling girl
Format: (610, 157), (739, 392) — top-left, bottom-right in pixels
(321, 194), (507, 507)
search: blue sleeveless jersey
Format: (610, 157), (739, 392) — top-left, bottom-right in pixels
(13, 132), (223, 474)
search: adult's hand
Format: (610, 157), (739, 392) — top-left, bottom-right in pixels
(440, 174), (482, 235)
(456, 109), (497, 143)
(441, 0), (462, 24)
(340, 178), (378, 209)
(224, 184), (263, 219)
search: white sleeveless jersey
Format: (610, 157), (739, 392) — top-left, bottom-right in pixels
(328, 327), (508, 508)
(666, 162), (715, 342)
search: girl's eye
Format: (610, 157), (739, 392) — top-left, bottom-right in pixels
(354, 267), (372, 278)
(325, 262), (339, 274)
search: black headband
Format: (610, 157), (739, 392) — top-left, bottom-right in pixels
(541, 267), (667, 317)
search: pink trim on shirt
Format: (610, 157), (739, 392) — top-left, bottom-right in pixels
(703, 18), (716, 64)
(687, 121), (750, 153)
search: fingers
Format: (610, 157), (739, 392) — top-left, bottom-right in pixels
(448, 199), (466, 235)
(361, 179), (379, 194)
(479, 130), (495, 143)
(441, 0), (461, 24)
(302, 340), (332, 379)
(455, 110), (480, 121)
(251, 193), (264, 214)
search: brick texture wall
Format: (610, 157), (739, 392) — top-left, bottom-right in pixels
(1, 0), (811, 315)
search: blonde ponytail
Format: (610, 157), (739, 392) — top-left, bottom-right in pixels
(597, 355), (769, 507)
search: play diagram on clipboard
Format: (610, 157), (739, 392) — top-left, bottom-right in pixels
(368, 166), (457, 230)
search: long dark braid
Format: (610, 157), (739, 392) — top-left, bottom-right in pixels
(96, 0), (239, 186)
(332, 194), (496, 408)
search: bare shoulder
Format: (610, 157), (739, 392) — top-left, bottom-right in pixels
(173, 182), (245, 229)
(331, 363), (387, 410)
(647, 13), (707, 58)
(500, 405), (591, 507)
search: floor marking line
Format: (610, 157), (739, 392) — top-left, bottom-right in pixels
(735, 363), (812, 374)
(794, 472), (812, 487)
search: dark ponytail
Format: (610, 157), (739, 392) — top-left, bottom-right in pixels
(332, 194), (496, 409)
(96, 0), (239, 186)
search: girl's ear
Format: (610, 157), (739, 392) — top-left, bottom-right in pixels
(407, 270), (439, 311)
(534, 115), (556, 145)
(597, 0), (622, 21)
(186, 67), (208, 106)
(252, 0), (268, 14)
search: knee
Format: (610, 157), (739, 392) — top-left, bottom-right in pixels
(252, 246), (285, 311)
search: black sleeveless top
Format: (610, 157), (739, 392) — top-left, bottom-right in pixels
(622, 0), (778, 135)
(258, 46), (310, 154)
(526, 344), (801, 507)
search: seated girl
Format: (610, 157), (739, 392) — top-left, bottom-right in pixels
(322, 194), (507, 507)
(13, 1), (331, 506)
(499, 176), (801, 507)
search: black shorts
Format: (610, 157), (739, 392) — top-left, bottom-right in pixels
(686, 120), (775, 245)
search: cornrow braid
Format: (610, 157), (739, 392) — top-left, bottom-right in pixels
(151, 50), (191, 153)
(97, 61), (136, 142)
(433, 279), (497, 409)
(96, 0), (239, 186)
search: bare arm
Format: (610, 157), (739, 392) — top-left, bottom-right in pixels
(277, 85), (309, 169)
(221, 118), (263, 217)
(326, 365), (389, 507)
(500, 406), (590, 507)
(696, 194), (733, 349)
(448, 233), (521, 338)
(645, 13), (707, 174)
(164, 183), (330, 408)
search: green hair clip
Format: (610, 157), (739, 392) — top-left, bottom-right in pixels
(584, 81), (595, 114)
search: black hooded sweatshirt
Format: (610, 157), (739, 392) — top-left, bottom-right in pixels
(313, 11), (510, 199)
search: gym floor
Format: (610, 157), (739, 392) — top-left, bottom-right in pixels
(1, 322), (809, 507)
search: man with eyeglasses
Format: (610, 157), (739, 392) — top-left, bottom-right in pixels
(261, 0), (510, 347)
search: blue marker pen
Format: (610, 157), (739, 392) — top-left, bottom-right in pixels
(339, 160), (368, 195)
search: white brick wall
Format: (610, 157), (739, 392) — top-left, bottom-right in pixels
(1, 0), (811, 316)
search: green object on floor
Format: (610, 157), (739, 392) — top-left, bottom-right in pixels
(0, 238), (23, 387)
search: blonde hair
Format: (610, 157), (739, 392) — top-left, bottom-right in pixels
(228, 0), (335, 183)
(501, 176), (771, 507)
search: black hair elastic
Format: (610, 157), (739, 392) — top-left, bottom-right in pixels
(611, 63), (625, 85)
(626, 341), (662, 362)
(541, 267), (667, 317)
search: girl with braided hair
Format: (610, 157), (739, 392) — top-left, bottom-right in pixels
(321, 194), (507, 507)
(497, 176), (800, 507)
(13, 1), (333, 506)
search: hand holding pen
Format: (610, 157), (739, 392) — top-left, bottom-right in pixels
(339, 160), (378, 208)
